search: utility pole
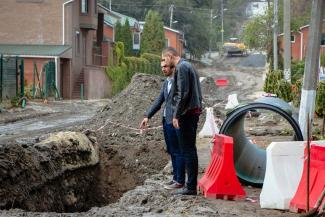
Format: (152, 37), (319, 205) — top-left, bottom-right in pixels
(109, 0), (111, 11)
(209, 9), (213, 57)
(283, 0), (291, 82)
(221, 0), (224, 47)
(169, 4), (175, 28)
(273, 0), (278, 70)
(298, 0), (324, 139)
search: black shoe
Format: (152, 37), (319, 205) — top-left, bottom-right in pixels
(172, 187), (197, 195)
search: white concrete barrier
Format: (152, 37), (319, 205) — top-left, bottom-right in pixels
(260, 141), (305, 210)
(198, 107), (219, 138)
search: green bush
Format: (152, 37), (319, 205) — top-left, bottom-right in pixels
(292, 78), (302, 107)
(276, 79), (293, 102)
(291, 60), (304, 84)
(263, 69), (283, 94)
(316, 81), (325, 117)
(10, 96), (20, 107)
(106, 42), (163, 95)
(141, 53), (161, 74)
(114, 42), (125, 66)
(106, 63), (128, 95)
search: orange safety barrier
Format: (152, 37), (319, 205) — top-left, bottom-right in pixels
(289, 143), (325, 212)
(215, 79), (229, 86)
(198, 134), (246, 199)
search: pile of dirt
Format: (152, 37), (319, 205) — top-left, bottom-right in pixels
(78, 73), (170, 206)
(0, 131), (99, 212)
(0, 73), (171, 213)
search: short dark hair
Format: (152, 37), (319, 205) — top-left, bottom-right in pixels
(162, 47), (179, 57)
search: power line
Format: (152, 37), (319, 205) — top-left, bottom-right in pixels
(110, 4), (249, 19)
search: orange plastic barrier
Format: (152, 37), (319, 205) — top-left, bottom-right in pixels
(289, 143), (325, 212)
(198, 134), (246, 199)
(215, 79), (229, 86)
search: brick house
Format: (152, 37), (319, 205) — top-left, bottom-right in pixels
(278, 20), (325, 61)
(163, 26), (184, 56)
(98, 4), (141, 53)
(0, 0), (112, 100)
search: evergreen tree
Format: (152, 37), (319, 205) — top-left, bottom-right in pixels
(115, 21), (123, 43)
(140, 10), (165, 55)
(122, 19), (133, 56)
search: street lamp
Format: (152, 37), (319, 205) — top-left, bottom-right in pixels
(221, 5), (228, 55)
(221, 0), (228, 48)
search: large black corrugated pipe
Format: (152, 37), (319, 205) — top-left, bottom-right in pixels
(219, 102), (304, 187)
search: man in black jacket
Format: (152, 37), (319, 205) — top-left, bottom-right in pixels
(161, 47), (202, 195)
(140, 61), (184, 190)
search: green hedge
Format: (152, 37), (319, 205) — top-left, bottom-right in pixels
(106, 43), (162, 95)
(141, 53), (161, 74)
(316, 81), (325, 116)
(124, 56), (150, 81)
(106, 63), (128, 95)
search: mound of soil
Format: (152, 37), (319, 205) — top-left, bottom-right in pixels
(0, 73), (170, 213)
(80, 73), (170, 207)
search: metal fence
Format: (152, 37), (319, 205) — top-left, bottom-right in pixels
(0, 55), (24, 102)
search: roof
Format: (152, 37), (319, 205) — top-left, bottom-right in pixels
(0, 44), (71, 57)
(104, 14), (114, 27)
(300, 19), (325, 31)
(139, 21), (183, 35)
(98, 4), (138, 27)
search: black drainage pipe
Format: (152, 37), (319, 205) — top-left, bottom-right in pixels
(219, 102), (303, 187)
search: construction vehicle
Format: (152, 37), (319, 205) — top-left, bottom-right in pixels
(223, 37), (248, 57)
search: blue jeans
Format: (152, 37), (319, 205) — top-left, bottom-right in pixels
(163, 119), (185, 184)
(175, 114), (199, 190)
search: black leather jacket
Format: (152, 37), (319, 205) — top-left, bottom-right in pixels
(172, 59), (202, 118)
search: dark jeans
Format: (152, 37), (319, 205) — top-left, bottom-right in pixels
(175, 114), (199, 190)
(163, 119), (185, 184)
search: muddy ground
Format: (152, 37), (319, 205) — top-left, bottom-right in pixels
(0, 52), (307, 216)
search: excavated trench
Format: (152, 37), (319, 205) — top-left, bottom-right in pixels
(0, 74), (170, 213)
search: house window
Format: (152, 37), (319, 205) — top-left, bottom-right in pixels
(165, 38), (169, 47)
(133, 32), (140, 50)
(76, 31), (80, 56)
(321, 33), (325, 46)
(81, 0), (88, 14)
(291, 35), (295, 43)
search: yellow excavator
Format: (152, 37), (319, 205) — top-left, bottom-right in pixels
(223, 37), (248, 57)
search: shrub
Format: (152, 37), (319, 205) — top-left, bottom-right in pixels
(291, 60), (304, 84)
(106, 63), (128, 95)
(263, 69), (283, 94)
(292, 78), (302, 107)
(276, 79), (293, 102)
(141, 53), (161, 74)
(316, 81), (325, 117)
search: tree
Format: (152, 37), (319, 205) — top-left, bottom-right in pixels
(115, 21), (123, 42)
(241, 9), (272, 51)
(140, 10), (165, 55)
(121, 19), (133, 56)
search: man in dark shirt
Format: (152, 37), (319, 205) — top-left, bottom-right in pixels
(140, 61), (184, 190)
(161, 47), (202, 195)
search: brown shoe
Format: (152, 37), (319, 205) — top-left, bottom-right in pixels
(164, 182), (184, 190)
